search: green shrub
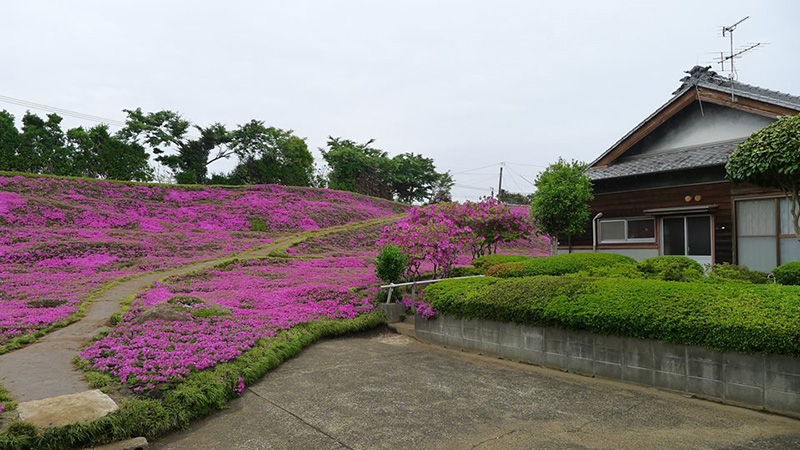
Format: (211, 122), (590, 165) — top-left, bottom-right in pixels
(773, 261), (800, 286)
(472, 254), (531, 270)
(450, 266), (484, 277)
(424, 275), (800, 356)
(709, 262), (768, 284)
(375, 244), (406, 284)
(486, 252), (636, 278)
(572, 263), (646, 279)
(637, 256), (703, 282)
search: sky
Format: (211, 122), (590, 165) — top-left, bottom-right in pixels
(2, 1), (799, 200)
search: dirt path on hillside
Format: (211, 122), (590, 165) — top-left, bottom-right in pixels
(0, 216), (399, 403)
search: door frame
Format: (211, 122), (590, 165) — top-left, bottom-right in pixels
(659, 214), (715, 265)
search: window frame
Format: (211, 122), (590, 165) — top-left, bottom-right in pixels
(598, 217), (656, 244)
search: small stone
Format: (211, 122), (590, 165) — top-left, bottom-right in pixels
(87, 436), (149, 450)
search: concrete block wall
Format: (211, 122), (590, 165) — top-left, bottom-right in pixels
(415, 314), (800, 418)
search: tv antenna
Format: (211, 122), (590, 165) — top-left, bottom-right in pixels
(716, 16), (765, 82)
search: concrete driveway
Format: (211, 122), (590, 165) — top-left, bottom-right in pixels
(153, 329), (800, 449)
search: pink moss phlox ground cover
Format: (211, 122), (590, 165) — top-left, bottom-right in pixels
(0, 175), (405, 344)
(81, 256), (379, 391)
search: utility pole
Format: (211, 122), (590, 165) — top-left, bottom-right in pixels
(497, 164), (504, 201)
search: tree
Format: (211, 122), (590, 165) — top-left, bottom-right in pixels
(0, 110), (20, 171)
(530, 158), (593, 255)
(119, 108), (233, 184)
(428, 172), (454, 204)
(229, 121), (314, 186)
(390, 153), (440, 203)
(321, 137), (393, 199)
(17, 112), (73, 176)
(66, 125), (153, 181)
(727, 115), (800, 241)
(498, 189), (532, 205)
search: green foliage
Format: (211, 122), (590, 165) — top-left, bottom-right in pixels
(228, 122), (314, 186)
(0, 312), (386, 449)
(472, 254), (532, 270)
(709, 262), (768, 284)
(486, 253), (635, 278)
(321, 137), (449, 203)
(424, 275), (800, 356)
(637, 256), (703, 282)
(248, 217), (270, 232)
(530, 158), (593, 253)
(0, 110), (152, 182)
(449, 266), (484, 277)
(726, 115), (800, 239)
(375, 244), (406, 284)
(572, 263), (646, 279)
(773, 261), (800, 286)
(428, 172), (454, 204)
(497, 189), (531, 205)
(0, 382), (16, 412)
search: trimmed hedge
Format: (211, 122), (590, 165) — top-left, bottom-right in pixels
(774, 261), (800, 286)
(637, 256), (703, 282)
(424, 276), (800, 356)
(486, 252), (636, 278)
(0, 312), (386, 450)
(709, 262), (768, 284)
(471, 254), (532, 270)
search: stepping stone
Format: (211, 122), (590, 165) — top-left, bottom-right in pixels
(86, 436), (148, 450)
(17, 389), (118, 429)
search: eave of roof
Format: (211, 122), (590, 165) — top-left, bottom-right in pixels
(588, 66), (800, 168)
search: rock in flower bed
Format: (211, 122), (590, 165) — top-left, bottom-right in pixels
(0, 174), (405, 345)
(80, 255), (379, 392)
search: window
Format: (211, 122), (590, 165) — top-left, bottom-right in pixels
(599, 218), (655, 243)
(736, 198), (800, 271)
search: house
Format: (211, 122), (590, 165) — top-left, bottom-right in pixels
(562, 66), (800, 272)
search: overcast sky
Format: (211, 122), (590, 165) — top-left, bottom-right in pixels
(3, 1), (799, 200)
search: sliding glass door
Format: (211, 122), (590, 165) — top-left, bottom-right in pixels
(661, 215), (712, 267)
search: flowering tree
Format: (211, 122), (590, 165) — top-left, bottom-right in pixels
(379, 199), (533, 279)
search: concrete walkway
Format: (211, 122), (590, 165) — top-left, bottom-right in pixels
(0, 216), (399, 403)
(153, 330), (800, 450)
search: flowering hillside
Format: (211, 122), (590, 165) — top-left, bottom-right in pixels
(0, 174), (405, 346)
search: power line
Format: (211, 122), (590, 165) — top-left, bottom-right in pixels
(451, 162), (501, 175)
(505, 165), (536, 186)
(0, 94), (127, 127)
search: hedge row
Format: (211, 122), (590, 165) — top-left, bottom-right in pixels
(486, 252), (636, 277)
(424, 276), (800, 357)
(0, 312), (386, 450)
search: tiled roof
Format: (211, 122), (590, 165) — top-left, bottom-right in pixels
(674, 66), (800, 111)
(586, 139), (741, 181)
(588, 66), (800, 168)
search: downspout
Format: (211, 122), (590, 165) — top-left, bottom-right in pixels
(592, 212), (603, 252)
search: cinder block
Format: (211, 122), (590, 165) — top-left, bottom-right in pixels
(765, 389), (800, 416)
(462, 319), (483, 341)
(417, 314), (443, 334)
(520, 347), (545, 366)
(444, 333), (466, 349)
(654, 370), (686, 393)
(687, 346), (723, 380)
(724, 382), (764, 407)
(623, 339), (654, 370)
(653, 341), (686, 375)
(594, 335), (624, 366)
(688, 377), (724, 400)
(724, 353), (765, 388)
(544, 329), (569, 357)
(499, 323), (524, 349)
(622, 365), (654, 386)
(594, 361), (623, 379)
(765, 354), (800, 376)
(544, 351), (570, 370)
(569, 355), (594, 376)
(765, 371), (800, 394)
(443, 317), (465, 338)
(568, 331), (594, 360)
(522, 325), (545, 353)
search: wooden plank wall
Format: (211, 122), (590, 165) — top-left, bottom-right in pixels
(568, 181), (734, 263)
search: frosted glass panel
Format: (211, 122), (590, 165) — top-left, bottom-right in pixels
(780, 198), (799, 235)
(781, 238), (800, 265)
(737, 199), (775, 236)
(738, 237), (777, 272)
(600, 221), (625, 241)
